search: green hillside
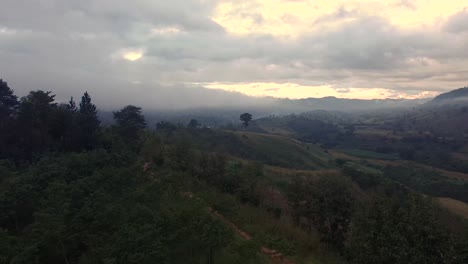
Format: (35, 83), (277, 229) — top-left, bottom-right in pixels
(2, 82), (468, 264)
(163, 129), (332, 170)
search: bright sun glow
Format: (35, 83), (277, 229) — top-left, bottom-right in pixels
(123, 52), (143, 61)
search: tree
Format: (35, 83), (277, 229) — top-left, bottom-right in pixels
(0, 80), (19, 158)
(49, 103), (76, 150)
(67, 97), (77, 112)
(156, 121), (177, 131)
(113, 105), (146, 141)
(240, 113), (252, 128)
(0, 79), (18, 120)
(78, 92), (100, 150)
(289, 174), (355, 250)
(17, 90), (57, 157)
(187, 119), (200, 129)
(194, 215), (232, 264)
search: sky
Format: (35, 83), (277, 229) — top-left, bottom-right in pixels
(1, 0), (468, 109)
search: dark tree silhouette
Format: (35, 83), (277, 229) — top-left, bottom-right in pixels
(67, 97), (77, 112)
(78, 92), (100, 150)
(49, 103), (75, 147)
(187, 119), (200, 129)
(0, 79), (19, 157)
(114, 105), (146, 141)
(17, 90), (57, 156)
(0, 79), (18, 119)
(49, 97), (81, 151)
(240, 113), (252, 128)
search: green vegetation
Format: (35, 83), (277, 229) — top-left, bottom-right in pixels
(347, 192), (454, 264)
(160, 129), (331, 169)
(383, 165), (468, 203)
(1, 79), (468, 263)
(0, 150), (268, 263)
(336, 149), (400, 160)
(289, 175), (356, 251)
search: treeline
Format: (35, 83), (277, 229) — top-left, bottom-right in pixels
(0, 80), (265, 263)
(1, 83), (96, 159)
(0, 79), (149, 161)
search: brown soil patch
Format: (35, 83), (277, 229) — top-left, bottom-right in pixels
(434, 168), (468, 181)
(437, 198), (468, 220)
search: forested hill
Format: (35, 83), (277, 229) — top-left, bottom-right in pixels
(1, 79), (468, 264)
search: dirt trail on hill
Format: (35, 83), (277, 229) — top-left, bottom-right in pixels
(144, 162), (295, 263)
(210, 208), (295, 264)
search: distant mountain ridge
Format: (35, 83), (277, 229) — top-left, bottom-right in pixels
(275, 96), (428, 112)
(431, 87), (468, 104)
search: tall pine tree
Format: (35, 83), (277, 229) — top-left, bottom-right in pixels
(78, 92), (100, 150)
(17, 90), (57, 158)
(0, 79), (19, 158)
(0, 79), (18, 119)
(49, 97), (78, 151)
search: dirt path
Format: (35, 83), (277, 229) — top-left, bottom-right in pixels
(145, 162), (295, 263)
(210, 208), (295, 264)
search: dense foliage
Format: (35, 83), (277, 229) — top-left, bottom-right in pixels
(347, 191), (453, 264)
(0, 82), (264, 263)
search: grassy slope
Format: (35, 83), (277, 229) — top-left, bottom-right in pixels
(253, 118), (295, 136)
(329, 149), (468, 218)
(229, 131), (331, 169)
(170, 129), (347, 263)
(334, 148), (400, 160)
(329, 150), (468, 182)
(182, 129), (332, 170)
(264, 166), (341, 192)
(198, 187), (346, 264)
(437, 198), (468, 220)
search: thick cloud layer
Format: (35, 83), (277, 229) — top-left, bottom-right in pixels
(1, 0), (467, 109)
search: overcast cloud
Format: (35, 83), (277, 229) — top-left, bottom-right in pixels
(1, 0), (467, 109)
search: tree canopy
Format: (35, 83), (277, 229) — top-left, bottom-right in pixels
(113, 105), (147, 141)
(240, 113), (252, 128)
(78, 92), (100, 150)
